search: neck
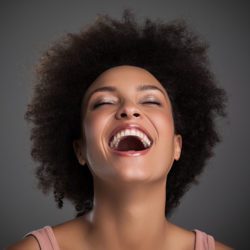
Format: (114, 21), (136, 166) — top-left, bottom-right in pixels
(85, 177), (172, 250)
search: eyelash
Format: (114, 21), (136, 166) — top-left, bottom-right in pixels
(93, 100), (162, 109)
(93, 102), (113, 109)
(143, 101), (161, 106)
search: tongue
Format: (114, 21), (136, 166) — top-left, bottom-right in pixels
(117, 136), (145, 151)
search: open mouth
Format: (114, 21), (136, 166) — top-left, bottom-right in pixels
(111, 136), (148, 151)
(108, 125), (153, 156)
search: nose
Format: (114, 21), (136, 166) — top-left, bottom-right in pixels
(115, 101), (141, 120)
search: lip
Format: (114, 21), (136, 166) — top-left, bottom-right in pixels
(109, 147), (151, 157)
(108, 123), (154, 146)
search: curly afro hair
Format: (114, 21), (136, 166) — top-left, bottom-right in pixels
(25, 9), (227, 218)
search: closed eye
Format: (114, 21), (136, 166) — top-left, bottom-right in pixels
(93, 100), (162, 109)
(93, 102), (114, 109)
(142, 101), (162, 106)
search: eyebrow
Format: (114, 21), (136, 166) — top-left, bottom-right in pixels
(87, 84), (167, 101)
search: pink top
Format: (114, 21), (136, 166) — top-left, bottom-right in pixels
(23, 226), (215, 250)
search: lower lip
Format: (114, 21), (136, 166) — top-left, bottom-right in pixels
(109, 147), (151, 156)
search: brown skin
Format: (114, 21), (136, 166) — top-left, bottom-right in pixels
(6, 66), (233, 250)
(72, 65), (183, 250)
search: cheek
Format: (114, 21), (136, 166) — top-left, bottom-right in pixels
(150, 110), (176, 173)
(84, 112), (107, 147)
(151, 109), (175, 137)
(83, 112), (120, 180)
(82, 112), (110, 168)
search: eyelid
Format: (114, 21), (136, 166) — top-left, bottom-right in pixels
(143, 96), (160, 101)
(142, 95), (162, 101)
(92, 98), (117, 109)
(91, 95), (163, 109)
(142, 100), (162, 106)
(140, 94), (164, 107)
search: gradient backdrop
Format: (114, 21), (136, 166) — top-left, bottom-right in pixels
(1, 1), (249, 249)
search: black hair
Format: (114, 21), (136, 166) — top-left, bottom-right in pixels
(25, 9), (227, 218)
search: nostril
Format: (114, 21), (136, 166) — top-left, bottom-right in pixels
(119, 112), (140, 118)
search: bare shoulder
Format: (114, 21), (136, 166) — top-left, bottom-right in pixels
(52, 215), (91, 249)
(215, 240), (234, 250)
(52, 215), (90, 237)
(5, 235), (40, 250)
(164, 222), (196, 249)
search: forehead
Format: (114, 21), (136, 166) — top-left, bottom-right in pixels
(84, 65), (167, 100)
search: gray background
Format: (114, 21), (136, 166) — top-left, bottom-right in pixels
(1, 1), (249, 249)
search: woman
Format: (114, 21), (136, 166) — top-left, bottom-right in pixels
(7, 9), (233, 250)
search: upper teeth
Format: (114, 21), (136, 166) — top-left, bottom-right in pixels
(110, 129), (152, 149)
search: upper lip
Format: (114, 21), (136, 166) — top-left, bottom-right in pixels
(108, 123), (154, 145)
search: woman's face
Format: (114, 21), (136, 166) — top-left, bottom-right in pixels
(74, 65), (182, 185)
